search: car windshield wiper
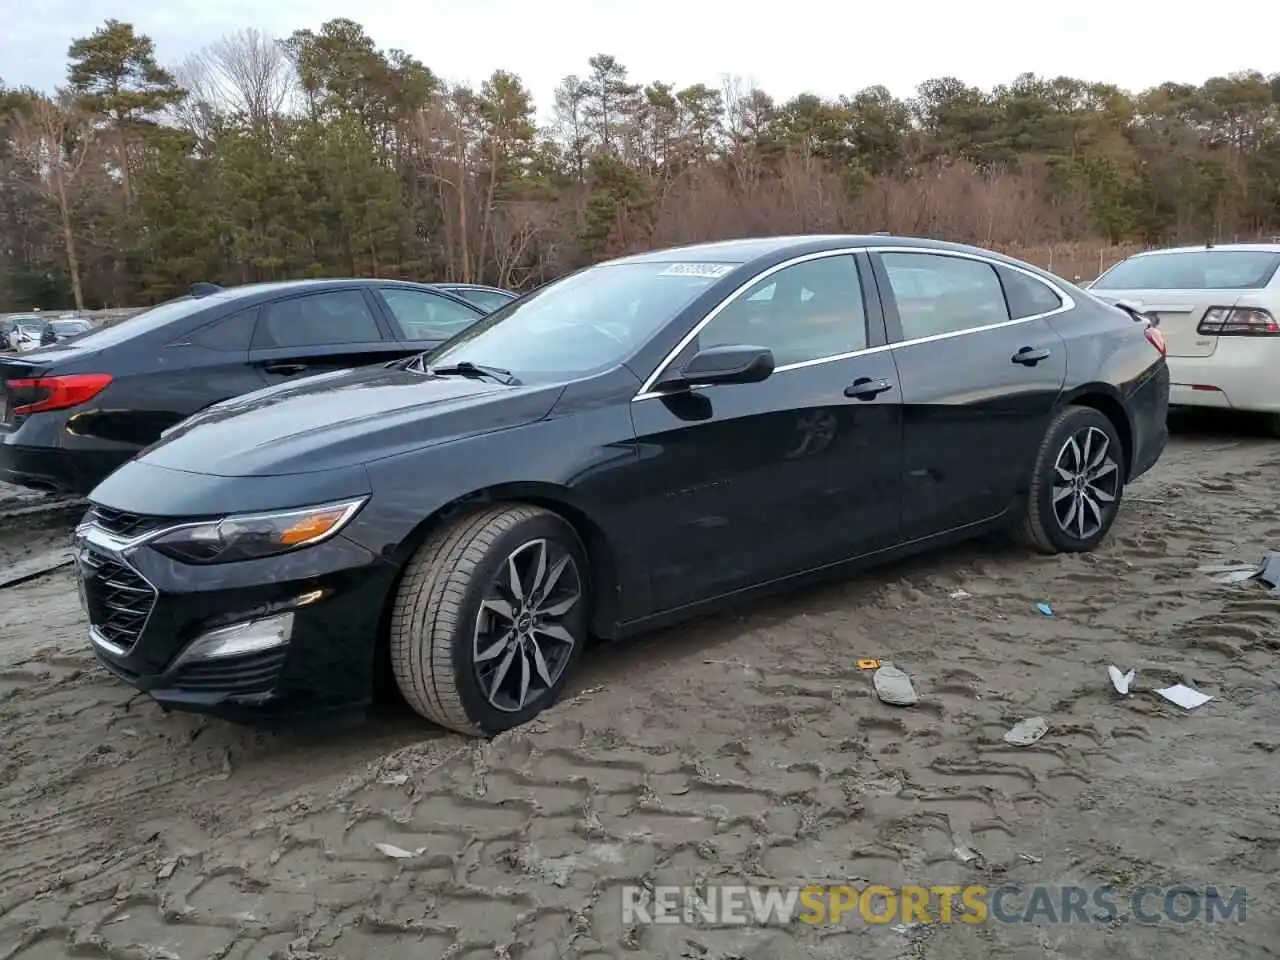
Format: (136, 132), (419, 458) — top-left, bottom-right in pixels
(426, 360), (520, 385)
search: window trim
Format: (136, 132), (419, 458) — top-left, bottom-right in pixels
(633, 245), (1075, 402)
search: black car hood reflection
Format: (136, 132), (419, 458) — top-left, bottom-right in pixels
(137, 365), (562, 478)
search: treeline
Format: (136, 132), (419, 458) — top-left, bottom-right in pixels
(1, 18), (1279, 310)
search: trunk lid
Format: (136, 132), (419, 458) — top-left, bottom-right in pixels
(1090, 289), (1246, 358)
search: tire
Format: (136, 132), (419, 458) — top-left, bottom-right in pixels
(389, 504), (591, 736)
(1017, 405), (1126, 555)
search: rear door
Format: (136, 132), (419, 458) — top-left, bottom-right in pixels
(871, 249), (1068, 538)
(373, 286), (487, 350)
(249, 288), (409, 387)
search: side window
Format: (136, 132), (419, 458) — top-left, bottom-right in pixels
(254, 291), (383, 349)
(694, 255), (868, 368)
(381, 288), (483, 340)
(998, 266), (1063, 320)
(882, 253), (1011, 340)
(185, 309), (257, 351)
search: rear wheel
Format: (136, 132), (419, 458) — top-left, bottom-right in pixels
(1018, 405), (1126, 554)
(389, 504), (590, 736)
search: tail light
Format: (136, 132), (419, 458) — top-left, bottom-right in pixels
(1197, 307), (1279, 336)
(1144, 325), (1167, 357)
(6, 374), (112, 415)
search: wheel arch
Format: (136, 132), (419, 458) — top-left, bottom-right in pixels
(372, 481), (625, 655)
(1058, 383), (1134, 478)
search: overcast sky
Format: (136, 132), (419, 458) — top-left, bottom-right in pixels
(2, 0), (1275, 121)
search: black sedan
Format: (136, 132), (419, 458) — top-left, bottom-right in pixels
(73, 235), (1170, 735)
(0, 278), (495, 494)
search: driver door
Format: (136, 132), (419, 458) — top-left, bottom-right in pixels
(626, 252), (904, 613)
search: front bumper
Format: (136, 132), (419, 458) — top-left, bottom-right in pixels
(75, 516), (399, 723)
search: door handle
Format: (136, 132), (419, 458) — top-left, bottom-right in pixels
(263, 363), (308, 375)
(1012, 346), (1051, 366)
(844, 377), (894, 400)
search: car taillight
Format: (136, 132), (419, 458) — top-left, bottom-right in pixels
(7, 373), (112, 415)
(1197, 307), (1279, 336)
(1144, 325), (1167, 356)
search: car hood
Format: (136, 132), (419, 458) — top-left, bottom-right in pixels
(136, 364), (564, 478)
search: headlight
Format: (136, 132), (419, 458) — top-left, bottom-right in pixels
(149, 497), (367, 564)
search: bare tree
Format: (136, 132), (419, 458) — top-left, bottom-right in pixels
(11, 94), (98, 309)
(174, 28), (294, 136)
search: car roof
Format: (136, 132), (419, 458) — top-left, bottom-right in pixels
(442, 283), (514, 294)
(607, 234), (1034, 269)
(179, 277), (473, 307)
(1127, 243), (1280, 257)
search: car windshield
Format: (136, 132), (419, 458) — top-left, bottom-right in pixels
(423, 260), (739, 383)
(51, 320), (91, 335)
(1093, 250), (1280, 290)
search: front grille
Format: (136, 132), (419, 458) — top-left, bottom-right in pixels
(86, 506), (169, 540)
(81, 548), (157, 651)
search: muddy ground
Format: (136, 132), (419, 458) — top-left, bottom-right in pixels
(1, 420), (1278, 959)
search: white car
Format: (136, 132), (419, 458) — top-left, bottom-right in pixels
(1088, 243), (1280, 433)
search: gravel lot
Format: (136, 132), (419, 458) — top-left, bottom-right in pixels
(1, 422), (1278, 959)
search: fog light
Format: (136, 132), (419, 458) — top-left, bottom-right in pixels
(175, 612), (294, 666)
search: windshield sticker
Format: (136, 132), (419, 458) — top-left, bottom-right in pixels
(659, 263), (735, 279)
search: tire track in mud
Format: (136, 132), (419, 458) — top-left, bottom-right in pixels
(0, 433), (1278, 958)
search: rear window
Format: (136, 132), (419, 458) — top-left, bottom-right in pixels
(50, 297), (214, 350)
(1093, 250), (1280, 291)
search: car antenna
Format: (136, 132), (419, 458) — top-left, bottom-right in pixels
(189, 282), (224, 298)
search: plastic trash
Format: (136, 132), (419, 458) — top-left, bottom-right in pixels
(1213, 569), (1257, 584)
(873, 661), (918, 706)
(1037, 603), (1054, 617)
(1108, 666), (1135, 695)
(1257, 553), (1280, 589)
(1156, 684), (1213, 710)
(374, 842), (420, 859)
(1003, 717), (1048, 746)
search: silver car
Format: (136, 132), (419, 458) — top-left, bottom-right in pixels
(1087, 243), (1280, 432)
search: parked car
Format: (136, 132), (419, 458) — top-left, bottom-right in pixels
(73, 235), (1169, 735)
(48, 318), (94, 341)
(1, 279), (490, 494)
(2, 316), (48, 352)
(435, 283), (518, 312)
(1088, 242), (1280, 433)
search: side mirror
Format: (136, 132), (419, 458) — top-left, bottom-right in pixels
(663, 344), (775, 388)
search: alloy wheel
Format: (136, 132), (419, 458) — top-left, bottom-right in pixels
(472, 538), (582, 713)
(1051, 426), (1120, 540)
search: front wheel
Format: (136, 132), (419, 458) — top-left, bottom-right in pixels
(1018, 405), (1126, 554)
(389, 504), (590, 736)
